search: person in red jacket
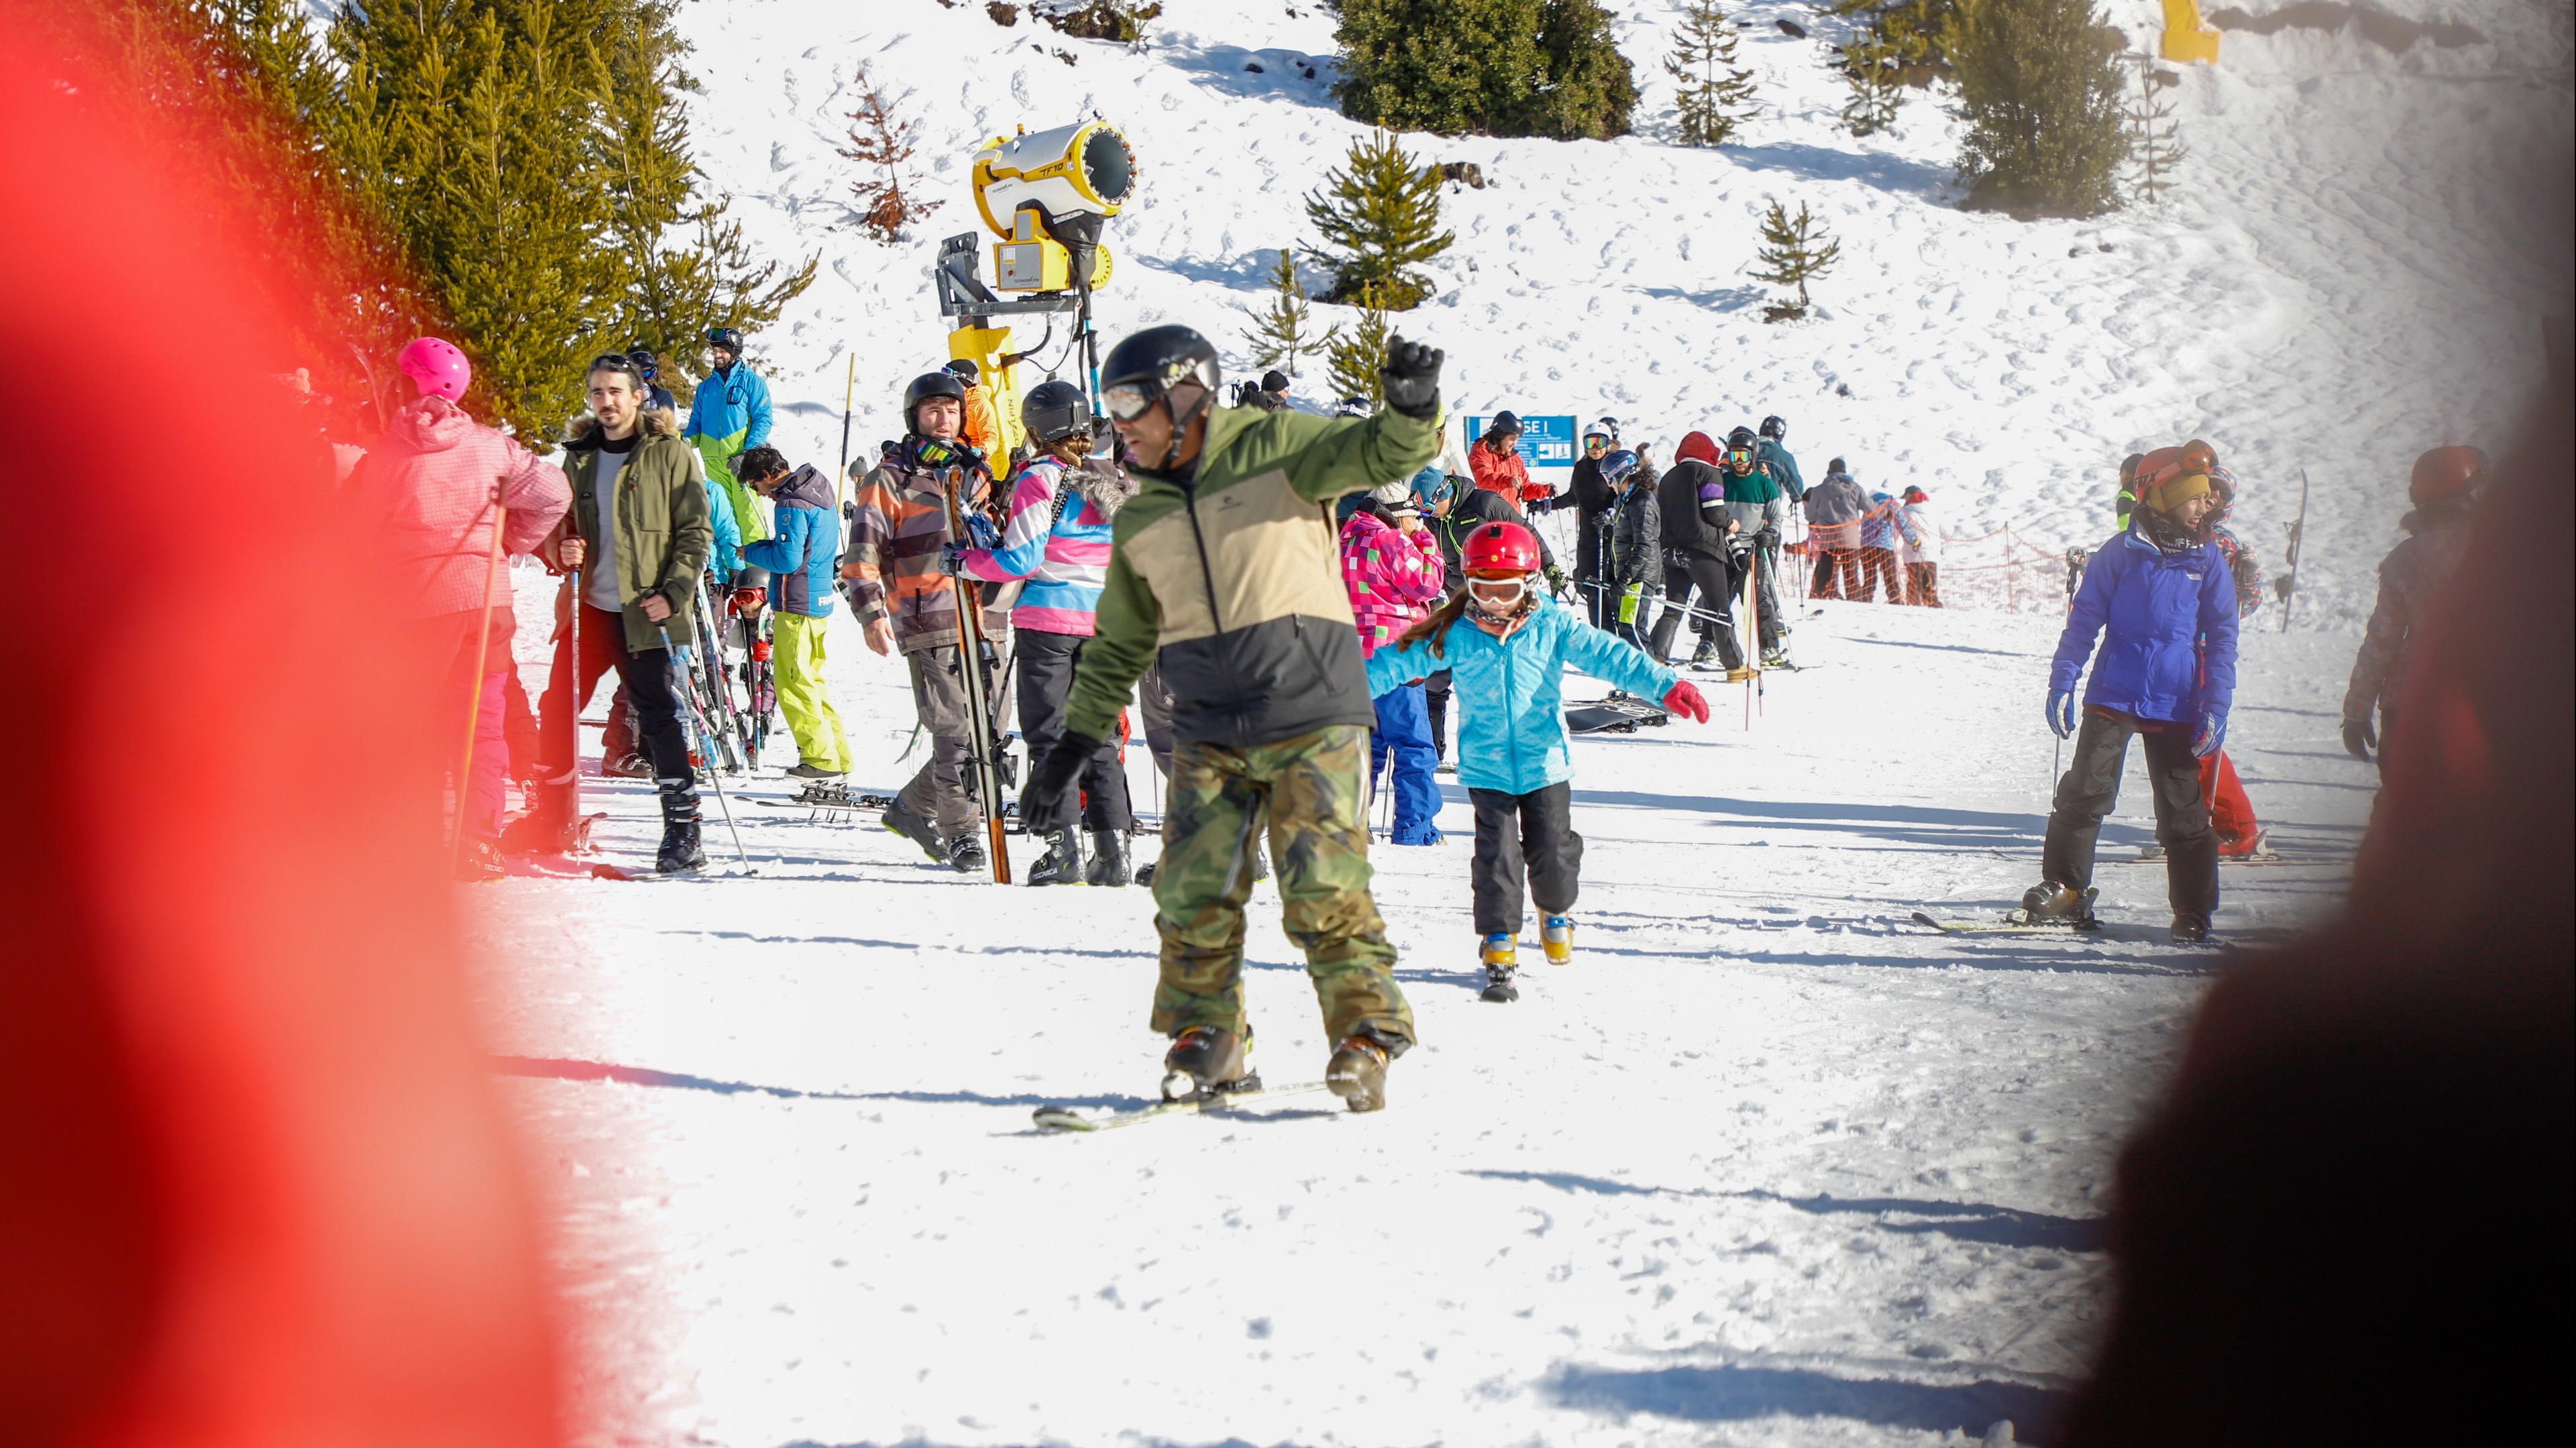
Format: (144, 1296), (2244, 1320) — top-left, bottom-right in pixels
(1470, 410), (1549, 512)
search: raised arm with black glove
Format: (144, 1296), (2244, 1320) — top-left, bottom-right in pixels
(1381, 335), (1443, 420)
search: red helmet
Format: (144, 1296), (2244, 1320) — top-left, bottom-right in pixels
(1462, 520), (1541, 575)
(396, 336), (472, 402)
(2410, 445), (2485, 504)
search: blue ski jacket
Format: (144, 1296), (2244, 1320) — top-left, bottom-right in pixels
(1365, 598), (1676, 796)
(684, 361), (773, 455)
(739, 464), (838, 617)
(2051, 528), (2240, 724)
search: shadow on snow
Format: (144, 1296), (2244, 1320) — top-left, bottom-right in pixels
(1546, 1361), (2065, 1439)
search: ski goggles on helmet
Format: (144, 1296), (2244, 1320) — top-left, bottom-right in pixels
(1102, 382), (1159, 422)
(1727, 446), (1756, 468)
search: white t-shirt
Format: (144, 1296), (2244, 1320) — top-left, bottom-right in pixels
(582, 441), (635, 611)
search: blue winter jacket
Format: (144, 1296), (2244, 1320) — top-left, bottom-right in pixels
(704, 471), (741, 586)
(738, 464), (838, 618)
(1758, 439), (1805, 501)
(684, 363), (773, 453)
(1365, 598), (1677, 796)
(2051, 529), (2239, 724)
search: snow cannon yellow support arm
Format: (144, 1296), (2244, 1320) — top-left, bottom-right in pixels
(2161, 0), (2221, 64)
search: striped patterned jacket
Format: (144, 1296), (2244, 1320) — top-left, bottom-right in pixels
(959, 454), (1123, 636)
(841, 437), (993, 654)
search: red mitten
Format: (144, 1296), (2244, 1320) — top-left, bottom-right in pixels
(1662, 679), (1710, 723)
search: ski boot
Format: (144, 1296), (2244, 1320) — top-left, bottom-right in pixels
(456, 833), (506, 883)
(1479, 932), (1519, 1003)
(879, 799), (947, 864)
(500, 776), (574, 857)
(1688, 637), (1718, 666)
(1252, 844), (1272, 884)
(946, 832), (987, 875)
(1027, 825), (1086, 885)
(1161, 1025), (1256, 1101)
(2169, 912), (2212, 944)
(1133, 858), (1158, 887)
(655, 778), (707, 875)
(1540, 914), (1574, 964)
(2016, 881), (2096, 926)
(1085, 829), (1130, 887)
(785, 762), (846, 783)
(607, 751), (653, 779)
(1326, 1036), (1393, 1113)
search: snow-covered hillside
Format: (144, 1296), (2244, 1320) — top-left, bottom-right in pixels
(685, 0), (2569, 628)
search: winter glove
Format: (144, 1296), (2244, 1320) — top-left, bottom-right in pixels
(1016, 732), (1096, 836)
(1617, 583), (1643, 625)
(1661, 679), (1710, 724)
(1542, 563), (1570, 597)
(1379, 335), (1443, 420)
(2046, 689), (2077, 740)
(2191, 709), (2228, 759)
(2341, 715), (2377, 762)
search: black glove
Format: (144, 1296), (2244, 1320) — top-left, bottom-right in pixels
(2341, 716), (2376, 762)
(1017, 732), (1097, 835)
(1380, 334), (1443, 420)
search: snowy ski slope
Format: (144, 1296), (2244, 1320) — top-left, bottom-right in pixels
(470, 3), (2571, 1443)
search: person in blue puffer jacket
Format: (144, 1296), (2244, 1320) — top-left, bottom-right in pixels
(1365, 520), (1709, 1003)
(734, 446), (849, 784)
(2029, 458), (2241, 942)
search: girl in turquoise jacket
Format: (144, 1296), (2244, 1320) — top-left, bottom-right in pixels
(1364, 520), (1709, 1001)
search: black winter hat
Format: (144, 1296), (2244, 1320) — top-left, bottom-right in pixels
(1260, 369), (1291, 393)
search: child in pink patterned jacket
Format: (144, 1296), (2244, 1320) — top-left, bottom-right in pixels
(1341, 482), (1448, 844)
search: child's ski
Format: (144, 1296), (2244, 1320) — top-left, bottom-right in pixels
(1033, 1080), (1331, 1133)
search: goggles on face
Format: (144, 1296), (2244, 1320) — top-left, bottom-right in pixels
(1103, 382), (1157, 422)
(1727, 447), (1755, 467)
(1466, 574), (1529, 611)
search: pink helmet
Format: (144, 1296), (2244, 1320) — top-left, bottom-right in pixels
(396, 336), (472, 401)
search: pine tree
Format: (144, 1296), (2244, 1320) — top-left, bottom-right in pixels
(1833, 32), (1904, 137)
(838, 64), (927, 244)
(2122, 53), (2186, 206)
(1748, 199), (1840, 321)
(1244, 247), (1340, 376)
(1665, 0), (1758, 146)
(1947, 0), (2128, 219)
(1824, 0), (1954, 137)
(1304, 129), (1454, 311)
(1328, 0), (1636, 141)
(1326, 284), (1393, 408)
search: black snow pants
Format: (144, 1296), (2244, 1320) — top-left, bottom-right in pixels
(1015, 627), (1133, 832)
(1647, 549), (1745, 670)
(1470, 781), (1583, 936)
(538, 605), (694, 795)
(2041, 708), (2218, 919)
(1575, 508), (1610, 628)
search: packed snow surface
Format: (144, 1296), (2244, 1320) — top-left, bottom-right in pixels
(464, 1), (2569, 1443)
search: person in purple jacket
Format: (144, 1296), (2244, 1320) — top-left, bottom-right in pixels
(952, 379), (1141, 886)
(2029, 458), (2241, 942)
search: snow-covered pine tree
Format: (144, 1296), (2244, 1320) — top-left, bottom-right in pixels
(2122, 54), (2186, 207)
(1244, 247), (1339, 378)
(839, 63), (927, 243)
(1665, 0), (1758, 147)
(1303, 129), (1453, 311)
(1325, 284), (1392, 408)
(1749, 199), (1840, 321)
(1949, 0), (2128, 219)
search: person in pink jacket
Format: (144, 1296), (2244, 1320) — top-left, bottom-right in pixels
(352, 337), (570, 878)
(1342, 482), (1448, 845)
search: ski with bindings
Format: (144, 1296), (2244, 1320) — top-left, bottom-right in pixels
(1910, 907), (2103, 935)
(1032, 1080), (1332, 1133)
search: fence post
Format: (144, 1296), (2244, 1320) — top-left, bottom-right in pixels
(2006, 524), (2018, 612)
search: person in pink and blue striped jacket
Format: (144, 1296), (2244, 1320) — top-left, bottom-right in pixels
(1340, 482), (1448, 845)
(955, 380), (1142, 885)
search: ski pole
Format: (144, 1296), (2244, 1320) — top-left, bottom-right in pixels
(660, 624), (757, 874)
(452, 495), (507, 863)
(835, 351), (856, 514)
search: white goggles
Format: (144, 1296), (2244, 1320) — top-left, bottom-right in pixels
(1467, 575), (1529, 612)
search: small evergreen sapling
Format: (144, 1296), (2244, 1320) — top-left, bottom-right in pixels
(1665, 0), (1758, 147)
(1303, 128), (1453, 311)
(1749, 199), (1840, 322)
(1326, 284), (1393, 408)
(2123, 53), (2186, 206)
(1244, 246), (1339, 378)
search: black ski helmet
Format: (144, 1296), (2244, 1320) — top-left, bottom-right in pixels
(1759, 414), (1786, 442)
(1021, 378), (1091, 447)
(707, 325), (745, 354)
(1726, 425), (1758, 449)
(902, 370), (968, 435)
(1100, 324), (1220, 467)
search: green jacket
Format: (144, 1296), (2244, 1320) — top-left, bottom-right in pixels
(560, 410), (712, 651)
(1065, 404), (1442, 747)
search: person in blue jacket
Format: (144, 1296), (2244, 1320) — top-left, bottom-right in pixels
(1366, 520), (1710, 1003)
(684, 325), (774, 544)
(2031, 459), (2241, 942)
(733, 445), (848, 784)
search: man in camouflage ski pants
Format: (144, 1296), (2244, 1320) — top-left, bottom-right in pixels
(1151, 724), (1411, 1046)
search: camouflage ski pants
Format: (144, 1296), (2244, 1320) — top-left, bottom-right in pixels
(1151, 724), (1414, 1054)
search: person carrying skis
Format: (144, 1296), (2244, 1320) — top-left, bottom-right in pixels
(2343, 445), (2484, 769)
(1804, 459), (1869, 599)
(683, 324), (773, 545)
(951, 378), (1142, 887)
(2032, 451), (2241, 942)
(733, 445), (850, 788)
(1605, 447), (1661, 649)
(1568, 416), (1621, 626)
(1719, 428), (1789, 660)
(602, 395), (743, 779)
(1366, 520), (1710, 1003)
(1648, 431), (1746, 671)
(843, 370), (1002, 874)
(356, 337), (570, 880)
(515, 353), (714, 875)
(1016, 323), (1445, 1114)
(1342, 483), (1448, 846)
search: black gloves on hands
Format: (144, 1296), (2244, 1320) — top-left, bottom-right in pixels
(1380, 335), (1443, 421)
(2341, 716), (2376, 762)
(1017, 732), (1097, 836)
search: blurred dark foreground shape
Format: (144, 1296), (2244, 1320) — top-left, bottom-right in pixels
(2061, 332), (2575, 1442)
